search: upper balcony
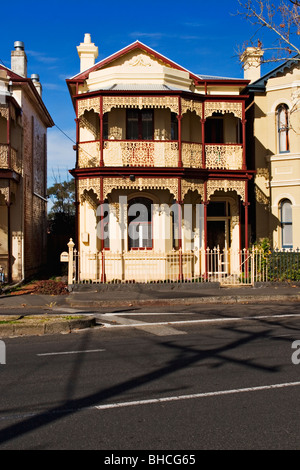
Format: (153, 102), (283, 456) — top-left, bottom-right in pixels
(0, 144), (22, 174)
(76, 95), (245, 171)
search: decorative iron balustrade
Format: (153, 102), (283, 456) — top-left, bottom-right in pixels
(205, 144), (243, 170)
(65, 243), (300, 286)
(0, 144), (21, 174)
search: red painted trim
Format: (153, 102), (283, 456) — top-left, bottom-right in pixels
(100, 96), (104, 166)
(70, 166), (255, 181)
(6, 181), (12, 283)
(244, 181), (249, 251)
(67, 40), (249, 93)
(71, 41), (201, 83)
(73, 89), (249, 101)
(177, 97), (182, 168)
(0, 170), (21, 181)
(203, 181), (208, 279)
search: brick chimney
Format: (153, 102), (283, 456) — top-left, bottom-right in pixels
(11, 41), (27, 78)
(240, 46), (264, 83)
(77, 34), (98, 73)
(31, 74), (42, 97)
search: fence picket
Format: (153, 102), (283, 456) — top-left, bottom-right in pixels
(66, 241), (300, 287)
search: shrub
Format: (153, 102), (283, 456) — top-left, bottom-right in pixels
(32, 280), (68, 295)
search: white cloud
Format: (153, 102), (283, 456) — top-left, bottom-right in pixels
(26, 50), (59, 64)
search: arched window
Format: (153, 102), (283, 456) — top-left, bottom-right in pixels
(277, 104), (290, 153)
(280, 199), (293, 249)
(128, 197), (152, 249)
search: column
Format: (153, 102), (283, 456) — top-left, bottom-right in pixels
(201, 102), (206, 168)
(177, 97), (182, 167)
(99, 96), (104, 167)
(177, 177), (183, 280)
(203, 181), (209, 279)
(99, 176), (106, 282)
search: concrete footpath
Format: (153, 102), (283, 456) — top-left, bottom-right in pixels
(0, 282), (300, 337)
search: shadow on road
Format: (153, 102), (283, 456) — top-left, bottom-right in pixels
(0, 318), (297, 446)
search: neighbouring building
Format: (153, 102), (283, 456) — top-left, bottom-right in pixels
(242, 47), (300, 250)
(66, 34), (254, 282)
(0, 41), (54, 283)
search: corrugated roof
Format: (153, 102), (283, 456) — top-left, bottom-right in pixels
(197, 74), (243, 81)
(96, 83), (191, 91)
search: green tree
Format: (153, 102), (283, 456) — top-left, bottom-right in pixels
(47, 177), (75, 275)
(48, 178), (75, 234)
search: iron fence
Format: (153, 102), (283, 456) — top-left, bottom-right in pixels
(65, 240), (300, 286)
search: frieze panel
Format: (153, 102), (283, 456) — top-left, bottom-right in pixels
(0, 106), (8, 120)
(78, 178), (101, 201)
(207, 179), (245, 201)
(103, 177), (178, 200)
(103, 96), (179, 114)
(0, 180), (9, 204)
(204, 102), (243, 120)
(181, 179), (204, 200)
(181, 98), (202, 118)
(78, 98), (100, 118)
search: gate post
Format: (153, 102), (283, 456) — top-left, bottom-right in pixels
(67, 238), (75, 289)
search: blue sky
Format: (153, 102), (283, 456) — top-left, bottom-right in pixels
(0, 0), (277, 186)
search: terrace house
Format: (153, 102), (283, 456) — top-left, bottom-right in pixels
(0, 42), (53, 282)
(67, 34), (253, 282)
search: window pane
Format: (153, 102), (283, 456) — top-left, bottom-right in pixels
(128, 197), (152, 249)
(103, 222), (110, 249)
(281, 201), (292, 223)
(127, 110), (139, 139)
(141, 223), (152, 248)
(141, 111), (153, 140)
(277, 105), (289, 153)
(282, 224), (293, 248)
(103, 113), (108, 140)
(171, 113), (178, 140)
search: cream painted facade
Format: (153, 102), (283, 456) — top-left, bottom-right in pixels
(67, 35), (253, 282)
(243, 49), (300, 249)
(0, 42), (53, 283)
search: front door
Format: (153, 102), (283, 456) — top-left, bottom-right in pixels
(207, 220), (226, 274)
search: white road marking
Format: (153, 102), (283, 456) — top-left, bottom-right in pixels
(100, 314), (187, 336)
(95, 381), (300, 410)
(37, 349), (105, 356)
(99, 313), (300, 329)
(103, 312), (196, 316)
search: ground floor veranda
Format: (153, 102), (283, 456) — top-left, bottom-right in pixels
(73, 177), (252, 283)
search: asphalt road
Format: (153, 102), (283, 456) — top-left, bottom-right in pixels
(0, 302), (300, 451)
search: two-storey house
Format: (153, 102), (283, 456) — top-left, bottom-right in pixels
(242, 47), (300, 250)
(0, 41), (54, 283)
(67, 34), (253, 282)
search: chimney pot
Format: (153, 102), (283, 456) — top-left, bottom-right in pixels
(14, 41), (25, 51)
(31, 74), (42, 96)
(11, 41), (27, 77)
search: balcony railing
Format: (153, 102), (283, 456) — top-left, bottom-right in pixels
(0, 144), (22, 174)
(103, 140), (179, 167)
(77, 140), (244, 170)
(205, 144), (243, 170)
